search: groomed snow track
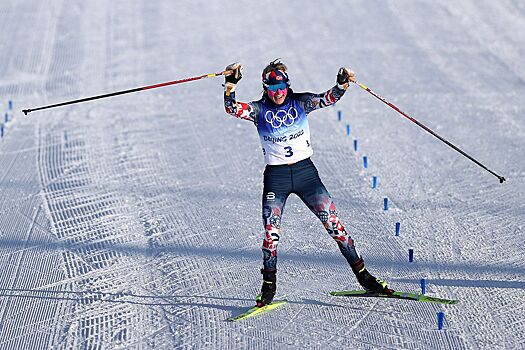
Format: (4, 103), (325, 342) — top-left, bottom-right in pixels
(0, 1), (524, 349)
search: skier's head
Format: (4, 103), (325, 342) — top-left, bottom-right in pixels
(262, 59), (290, 105)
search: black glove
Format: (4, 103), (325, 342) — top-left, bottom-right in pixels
(337, 67), (355, 85)
(225, 63), (243, 84)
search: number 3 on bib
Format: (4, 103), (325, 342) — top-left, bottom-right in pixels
(284, 146), (293, 157)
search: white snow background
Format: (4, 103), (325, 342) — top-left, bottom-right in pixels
(0, 1), (524, 349)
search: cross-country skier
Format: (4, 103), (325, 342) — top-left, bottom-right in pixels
(223, 59), (392, 307)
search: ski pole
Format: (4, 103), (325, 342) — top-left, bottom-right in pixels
(22, 69), (233, 115)
(353, 81), (506, 183)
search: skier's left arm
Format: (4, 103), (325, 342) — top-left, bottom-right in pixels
(296, 67), (356, 114)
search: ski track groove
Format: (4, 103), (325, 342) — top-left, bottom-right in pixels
(0, 2), (71, 342)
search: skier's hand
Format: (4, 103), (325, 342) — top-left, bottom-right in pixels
(337, 67), (356, 88)
(225, 62), (243, 84)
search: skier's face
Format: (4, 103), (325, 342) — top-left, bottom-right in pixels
(267, 84), (288, 105)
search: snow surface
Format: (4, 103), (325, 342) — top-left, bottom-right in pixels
(0, 1), (524, 349)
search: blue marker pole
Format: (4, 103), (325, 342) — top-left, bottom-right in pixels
(372, 176), (377, 189)
(395, 222), (400, 236)
(353, 139), (358, 152)
(437, 311), (445, 330)
(420, 278), (427, 294)
(363, 156), (368, 169)
(346, 123), (350, 136)
(383, 197), (388, 210)
(8, 100), (13, 110)
(408, 248), (414, 262)
(0, 124), (4, 138)
(338, 110), (342, 121)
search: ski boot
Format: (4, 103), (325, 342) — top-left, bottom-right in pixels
(255, 269), (276, 307)
(353, 267), (393, 294)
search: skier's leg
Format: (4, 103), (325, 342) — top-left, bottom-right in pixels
(295, 160), (391, 293)
(291, 162), (362, 268)
(261, 202), (284, 272)
(301, 191), (364, 271)
(257, 165), (292, 306)
(303, 194), (390, 292)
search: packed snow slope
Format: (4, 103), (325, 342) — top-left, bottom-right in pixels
(0, 1), (524, 349)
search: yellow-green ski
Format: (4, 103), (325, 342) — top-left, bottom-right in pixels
(227, 300), (288, 322)
(330, 290), (458, 305)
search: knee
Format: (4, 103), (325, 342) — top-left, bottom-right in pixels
(325, 214), (346, 235)
(262, 225), (281, 251)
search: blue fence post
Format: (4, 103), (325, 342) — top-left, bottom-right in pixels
(409, 248), (414, 262)
(420, 278), (427, 294)
(0, 124), (4, 138)
(8, 100), (13, 110)
(437, 311), (445, 330)
(395, 222), (400, 236)
(353, 139), (358, 152)
(372, 176), (377, 189)
(346, 123), (350, 136)
(4, 113), (8, 123)
(363, 156), (368, 169)
(338, 110), (342, 121)
(383, 197), (388, 210)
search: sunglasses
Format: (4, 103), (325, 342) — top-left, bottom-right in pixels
(266, 83), (288, 92)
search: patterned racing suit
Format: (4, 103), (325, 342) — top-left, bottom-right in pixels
(224, 86), (364, 273)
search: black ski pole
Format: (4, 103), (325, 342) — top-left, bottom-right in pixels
(353, 80), (506, 184)
(22, 69), (233, 115)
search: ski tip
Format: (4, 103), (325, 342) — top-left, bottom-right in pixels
(330, 290), (368, 296)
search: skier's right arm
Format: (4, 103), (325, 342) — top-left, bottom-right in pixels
(223, 63), (258, 122)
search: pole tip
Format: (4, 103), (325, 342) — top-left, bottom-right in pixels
(499, 177), (506, 184)
(22, 109), (30, 116)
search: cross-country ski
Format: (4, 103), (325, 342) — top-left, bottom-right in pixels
(227, 300), (288, 322)
(330, 290), (459, 305)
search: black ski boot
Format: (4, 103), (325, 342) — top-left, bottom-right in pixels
(353, 267), (393, 294)
(256, 269), (276, 307)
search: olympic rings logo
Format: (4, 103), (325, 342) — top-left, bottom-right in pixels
(264, 107), (298, 129)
